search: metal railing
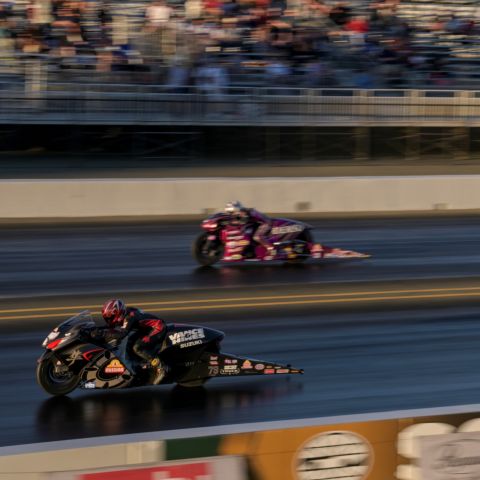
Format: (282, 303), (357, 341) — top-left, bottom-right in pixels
(1, 86), (480, 126)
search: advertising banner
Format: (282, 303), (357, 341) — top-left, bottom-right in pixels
(75, 456), (245, 480)
(419, 432), (480, 480)
(219, 412), (480, 480)
(220, 420), (399, 480)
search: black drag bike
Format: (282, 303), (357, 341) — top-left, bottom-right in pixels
(37, 311), (304, 396)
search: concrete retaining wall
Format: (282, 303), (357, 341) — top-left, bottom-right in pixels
(0, 441), (165, 480)
(0, 176), (479, 218)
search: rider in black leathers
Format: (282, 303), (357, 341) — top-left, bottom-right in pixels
(90, 299), (167, 384)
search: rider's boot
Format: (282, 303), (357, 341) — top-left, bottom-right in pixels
(150, 357), (167, 385)
(263, 245), (276, 260)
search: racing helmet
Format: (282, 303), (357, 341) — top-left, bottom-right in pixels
(102, 299), (126, 327)
(224, 201), (245, 215)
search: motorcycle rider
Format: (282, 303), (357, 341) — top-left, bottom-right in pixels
(89, 299), (167, 385)
(224, 201), (275, 259)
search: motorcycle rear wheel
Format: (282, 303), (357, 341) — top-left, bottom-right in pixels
(192, 232), (223, 266)
(36, 358), (80, 396)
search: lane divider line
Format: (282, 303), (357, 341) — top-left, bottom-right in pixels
(1, 291), (480, 321)
(1, 285), (480, 315)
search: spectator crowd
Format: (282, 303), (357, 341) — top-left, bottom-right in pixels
(1, 0), (480, 89)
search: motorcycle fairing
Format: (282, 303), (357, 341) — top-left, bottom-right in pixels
(80, 351), (134, 390)
(221, 218), (311, 262)
(312, 245), (371, 259)
(176, 352), (304, 384)
(207, 353), (304, 377)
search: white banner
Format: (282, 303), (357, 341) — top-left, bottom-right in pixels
(420, 432), (480, 480)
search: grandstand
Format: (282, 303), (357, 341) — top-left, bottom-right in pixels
(1, 0), (480, 163)
(2, 0), (480, 89)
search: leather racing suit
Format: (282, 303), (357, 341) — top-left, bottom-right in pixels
(230, 208), (274, 257)
(91, 307), (166, 364)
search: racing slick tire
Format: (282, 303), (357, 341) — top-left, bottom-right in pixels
(192, 232), (223, 266)
(287, 230), (313, 264)
(36, 358), (80, 396)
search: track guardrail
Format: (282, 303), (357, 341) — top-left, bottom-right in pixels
(0, 87), (479, 126)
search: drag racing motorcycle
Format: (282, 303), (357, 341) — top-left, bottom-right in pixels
(37, 311), (303, 396)
(192, 212), (369, 266)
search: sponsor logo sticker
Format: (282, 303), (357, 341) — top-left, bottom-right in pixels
(225, 359), (238, 365)
(241, 360), (253, 369)
(271, 224), (304, 235)
(84, 381), (96, 389)
(223, 365), (238, 371)
(104, 359), (125, 374)
(180, 339), (203, 349)
(255, 363), (265, 370)
(264, 369), (275, 374)
(276, 369), (290, 374)
(169, 328), (205, 345)
(220, 367), (240, 375)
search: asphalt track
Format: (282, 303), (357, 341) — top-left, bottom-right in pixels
(1, 217), (480, 447)
(2, 216), (480, 298)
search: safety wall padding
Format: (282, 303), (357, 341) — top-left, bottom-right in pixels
(1, 175), (480, 218)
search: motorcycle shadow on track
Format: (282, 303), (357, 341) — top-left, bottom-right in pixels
(192, 261), (343, 284)
(36, 379), (303, 441)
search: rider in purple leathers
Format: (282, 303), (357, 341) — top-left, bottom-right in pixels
(224, 201), (275, 259)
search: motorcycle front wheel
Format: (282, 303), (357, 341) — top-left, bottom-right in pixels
(192, 232), (224, 266)
(36, 358), (80, 396)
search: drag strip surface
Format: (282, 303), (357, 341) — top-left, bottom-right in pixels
(1, 290), (480, 447)
(2, 217), (480, 447)
(2, 216), (480, 298)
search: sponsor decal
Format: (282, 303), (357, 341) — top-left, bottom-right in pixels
(210, 360), (219, 366)
(295, 431), (372, 480)
(220, 368), (240, 375)
(104, 359), (125, 374)
(208, 366), (219, 376)
(223, 365), (238, 371)
(264, 369), (275, 374)
(210, 356), (218, 361)
(169, 328), (205, 345)
(275, 368), (290, 374)
(225, 359), (238, 365)
(241, 360), (253, 369)
(271, 224), (304, 235)
(255, 363), (265, 371)
(84, 381), (96, 389)
(82, 348), (103, 361)
(180, 339), (203, 349)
